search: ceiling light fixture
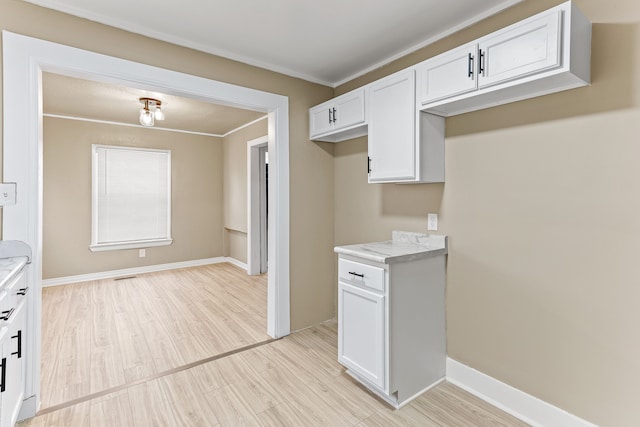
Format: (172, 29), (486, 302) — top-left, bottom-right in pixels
(139, 97), (165, 127)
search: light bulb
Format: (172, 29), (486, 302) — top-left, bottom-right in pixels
(139, 108), (154, 126)
(154, 106), (165, 121)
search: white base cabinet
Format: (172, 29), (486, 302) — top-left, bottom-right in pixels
(337, 253), (446, 408)
(0, 269), (28, 427)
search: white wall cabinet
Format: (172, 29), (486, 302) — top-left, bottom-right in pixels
(367, 69), (445, 183)
(309, 88), (366, 142)
(336, 251), (446, 408)
(418, 1), (590, 116)
(0, 270), (27, 427)
(418, 41), (478, 105)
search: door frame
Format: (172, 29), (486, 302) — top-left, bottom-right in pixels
(247, 135), (268, 275)
(2, 31), (291, 416)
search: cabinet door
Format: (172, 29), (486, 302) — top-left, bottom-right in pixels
(367, 69), (416, 183)
(1, 300), (25, 427)
(478, 9), (562, 88)
(309, 100), (334, 138)
(333, 89), (365, 131)
(338, 282), (385, 389)
(417, 42), (478, 105)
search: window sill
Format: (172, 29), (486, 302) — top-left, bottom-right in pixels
(89, 238), (173, 252)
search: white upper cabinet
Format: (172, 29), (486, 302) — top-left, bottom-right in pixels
(419, 1), (590, 116)
(477, 9), (562, 89)
(368, 69), (445, 184)
(367, 69), (417, 183)
(417, 42), (478, 105)
(309, 88), (366, 142)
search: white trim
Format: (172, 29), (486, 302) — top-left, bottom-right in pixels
(247, 135), (269, 276)
(41, 257), (228, 287)
(2, 31), (290, 417)
(89, 238), (173, 252)
(43, 113), (227, 137)
(446, 358), (598, 427)
(43, 113), (268, 138)
(224, 115), (268, 137)
(224, 257), (248, 271)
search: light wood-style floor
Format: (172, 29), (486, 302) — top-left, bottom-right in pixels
(25, 263), (530, 426)
(39, 263), (270, 409)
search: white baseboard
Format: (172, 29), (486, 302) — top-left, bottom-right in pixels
(41, 257), (236, 287)
(446, 358), (597, 427)
(224, 257), (248, 271)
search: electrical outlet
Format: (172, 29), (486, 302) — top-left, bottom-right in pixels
(139, 249), (146, 258)
(0, 183), (17, 206)
(427, 213), (438, 231)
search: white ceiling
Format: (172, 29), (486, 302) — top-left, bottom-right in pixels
(26, 0), (522, 87)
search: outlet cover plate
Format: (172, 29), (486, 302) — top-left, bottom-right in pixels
(0, 183), (17, 206)
(427, 213), (438, 231)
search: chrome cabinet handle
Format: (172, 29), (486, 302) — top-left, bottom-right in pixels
(332, 107), (337, 123)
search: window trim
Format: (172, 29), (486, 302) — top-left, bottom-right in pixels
(89, 144), (172, 252)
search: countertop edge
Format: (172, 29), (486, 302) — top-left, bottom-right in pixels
(334, 245), (447, 264)
(0, 257), (29, 290)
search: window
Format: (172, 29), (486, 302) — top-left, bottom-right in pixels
(90, 145), (172, 251)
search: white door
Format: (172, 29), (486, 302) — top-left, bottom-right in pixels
(417, 42), (478, 105)
(332, 89), (365, 131)
(338, 282), (385, 389)
(478, 9), (562, 88)
(309, 101), (334, 137)
(367, 69), (416, 183)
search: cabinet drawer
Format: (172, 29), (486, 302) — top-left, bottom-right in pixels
(338, 258), (385, 293)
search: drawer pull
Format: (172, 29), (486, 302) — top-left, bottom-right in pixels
(349, 271), (365, 278)
(0, 357), (5, 393)
(12, 330), (22, 359)
(0, 308), (14, 321)
(17, 287), (29, 296)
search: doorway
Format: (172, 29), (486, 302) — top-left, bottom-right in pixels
(2, 31), (291, 417)
(247, 136), (269, 276)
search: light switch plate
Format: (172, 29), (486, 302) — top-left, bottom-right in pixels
(0, 183), (17, 206)
(427, 213), (438, 231)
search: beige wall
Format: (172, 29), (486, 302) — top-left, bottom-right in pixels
(335, 0), (640, 425)
(42, 117), (223, 278)
(222, 118), (268, 264)
(0, 0), (335, 329)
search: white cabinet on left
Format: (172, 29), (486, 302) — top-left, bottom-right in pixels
(309, 88), (366, 142)
(0, 270), (27, 427)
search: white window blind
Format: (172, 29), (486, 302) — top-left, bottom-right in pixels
(90, 145), (172, 251)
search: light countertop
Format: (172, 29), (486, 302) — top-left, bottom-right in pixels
(334, 231), (447, 264)
(0, 256), (28, 289)
(0, 240), (31, 290)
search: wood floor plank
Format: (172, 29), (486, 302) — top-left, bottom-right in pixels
(89, 390), (134, 427)
(127, 379), (180, 427)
